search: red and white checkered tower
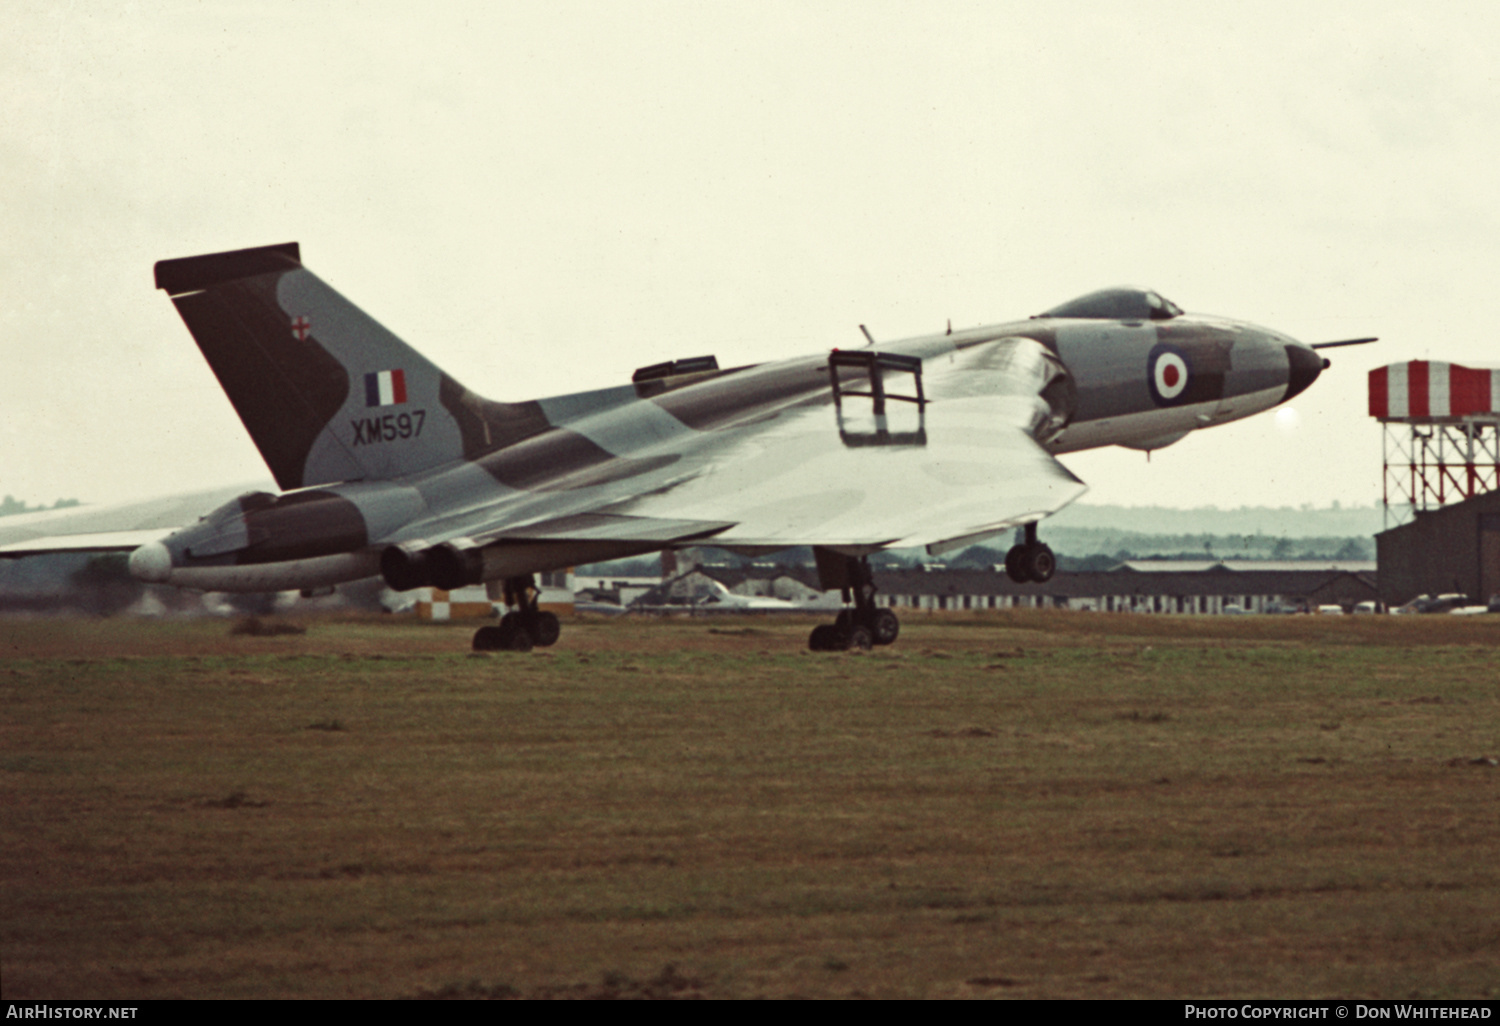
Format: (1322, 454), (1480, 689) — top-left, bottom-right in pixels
(1370, 361), (1500, 527)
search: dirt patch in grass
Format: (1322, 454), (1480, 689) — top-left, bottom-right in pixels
(413, 963), (706, 1000)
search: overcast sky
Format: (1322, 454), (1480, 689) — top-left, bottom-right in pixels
(6, 1), (1498, 512)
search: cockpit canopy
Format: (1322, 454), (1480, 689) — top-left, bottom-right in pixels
(197, 491), (275, 527)
(1037, 287), (1183, 321)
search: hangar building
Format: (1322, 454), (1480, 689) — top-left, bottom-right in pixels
(1376, 491), (1500, 605)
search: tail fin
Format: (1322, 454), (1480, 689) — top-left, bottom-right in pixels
(155, 243), (548, 490)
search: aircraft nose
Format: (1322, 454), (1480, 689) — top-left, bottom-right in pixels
(1284, 344), (1329, 402)
(128, 541), (173, 583)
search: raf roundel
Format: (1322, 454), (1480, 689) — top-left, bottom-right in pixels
(1148, 344), (1191, 406)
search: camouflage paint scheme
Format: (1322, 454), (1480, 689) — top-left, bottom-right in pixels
(4, 244), (1327, 600)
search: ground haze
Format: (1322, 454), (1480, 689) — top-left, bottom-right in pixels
(2, 613), (1496, 999)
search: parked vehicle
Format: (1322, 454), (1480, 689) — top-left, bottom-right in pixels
(1392, 594), (1472, 615)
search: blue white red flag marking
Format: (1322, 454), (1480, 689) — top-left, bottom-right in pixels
(365, 369), (408, 407)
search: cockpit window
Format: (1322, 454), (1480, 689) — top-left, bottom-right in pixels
(1037, 287), (1182, 321)
(203, 491), (275, 524)
(1147, 291), (1184, 318)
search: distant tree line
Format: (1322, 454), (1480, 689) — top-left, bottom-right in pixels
(0, 496), (81, 517)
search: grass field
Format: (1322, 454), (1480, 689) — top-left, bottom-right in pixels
(2, 611), (1497, 999)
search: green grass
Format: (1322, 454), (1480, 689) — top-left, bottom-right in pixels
(1, 611), (1498, 998)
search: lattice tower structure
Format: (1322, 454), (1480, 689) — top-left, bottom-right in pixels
(1370, 361), (1500, 528)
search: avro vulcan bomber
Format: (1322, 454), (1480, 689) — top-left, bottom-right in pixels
(4, 243), (1358, 651)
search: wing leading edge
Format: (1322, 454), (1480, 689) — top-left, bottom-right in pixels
(0, 486), (268, 558)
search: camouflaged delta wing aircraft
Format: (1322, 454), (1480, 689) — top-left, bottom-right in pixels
(1, 242), (1367, 651)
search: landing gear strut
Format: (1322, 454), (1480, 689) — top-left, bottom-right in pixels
(1004, 522), (1055, 584)
(472, 574), (561, 652)
(808, 552), (900, 651)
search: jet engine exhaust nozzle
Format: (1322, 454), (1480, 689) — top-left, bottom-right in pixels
(380, 544), (432, 592)
(427, 542), (486, 591)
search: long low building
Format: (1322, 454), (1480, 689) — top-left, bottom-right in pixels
(873, 561), (1379, 614)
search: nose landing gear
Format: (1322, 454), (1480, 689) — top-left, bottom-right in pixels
(472, 574), (561, 652)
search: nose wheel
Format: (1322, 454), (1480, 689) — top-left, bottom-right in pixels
(472, 574), (561, 652)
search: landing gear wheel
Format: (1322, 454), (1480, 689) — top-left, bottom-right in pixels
(1024, 543), (1056, 584)
(497, 618), (533, 652)
(494, 575), (561, 651)
(1005, 542), (1056, 583)
(832, 607), (897, 645)
(809, 624), (841, 651)
(529, 610), (561, 647)
(846, 625), (874, 651)
(474, 620), (533, 652)
(1004, 544), (1028, 584)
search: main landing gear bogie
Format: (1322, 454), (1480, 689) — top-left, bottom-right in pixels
(807, 553), (901, 652)
(472, 575), (561, 653)
(809, 608), (898, 652)
(838, 607), (899, 646)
